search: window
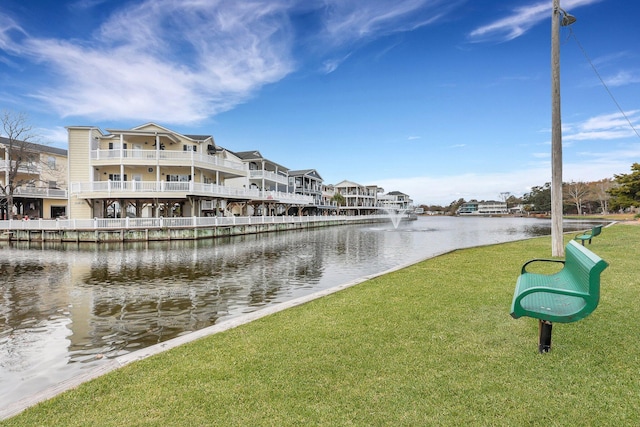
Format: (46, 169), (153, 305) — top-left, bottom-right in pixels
(47, 156), (56, 169)
(51, 206), (66, 218)
(183, 145), (197, 152)
(108, 174), (127, 181)
(166, 174), (191, 182)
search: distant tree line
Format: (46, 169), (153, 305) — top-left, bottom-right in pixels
(417, 163), (640, 216)
(521, 179), (614, 215)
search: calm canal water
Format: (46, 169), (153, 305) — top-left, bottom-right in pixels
(0, 216), (602, 409)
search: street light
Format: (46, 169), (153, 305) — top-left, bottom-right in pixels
(550, 0), (576, 257)
(561, 9), (577, 26)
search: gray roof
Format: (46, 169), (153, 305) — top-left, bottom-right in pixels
(184, 134), (213, 142)
(0, 136), (67, 156)
(288, 169), (323, 181)
(234, 150), (263, 160)
(233, 150), (290, 171)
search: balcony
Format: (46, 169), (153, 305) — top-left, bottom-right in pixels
(258, 190), (313, 205)
(70, 180), (260, 200)
(0, 160), (42, 175)
(90, 149), (247, 175)
(69, 181), (316, 205)
(249, 169), (288, 185)
(13, 186), (68, 199)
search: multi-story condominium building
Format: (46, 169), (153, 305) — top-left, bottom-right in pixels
(457, 202), (479, 214)
(321, 184), (339, 214)
(477, 201), (508, 215)
(1, 137), (68, 220)
(378, 191), (413, 210)
(288, 169), (324, 215)
(66, 123), (313, 219)
(333, 180), (383, 215)
(457, 201), (508, 215)
(231, 151), (289, 193)
(0, 121), (413, 222)
(228, 150), (312, 216)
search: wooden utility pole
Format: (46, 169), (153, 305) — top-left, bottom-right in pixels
(551, 0), (564, 257)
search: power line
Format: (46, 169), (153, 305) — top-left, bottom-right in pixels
(568, 27), (640, 140)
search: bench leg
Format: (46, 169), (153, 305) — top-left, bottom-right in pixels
(538, 320), (553, 353)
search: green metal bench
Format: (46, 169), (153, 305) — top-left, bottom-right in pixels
(510, 240), (608, 352)
(574, 224), (602, 245)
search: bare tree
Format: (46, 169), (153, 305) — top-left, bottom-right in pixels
(590, 178), (613, 215)
(500, 192), (511, 208)
(1, 110), (40, 219)
(564, 181), (589, 215)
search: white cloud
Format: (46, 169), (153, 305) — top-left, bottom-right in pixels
(376, 170), (551, 206)
(367, 109), (640, 206)
(416, 110), (640, 207)
(38, 126), (69, 148)
(591, 51), (632, 68)
(376, 142), (640, 206)
(580, 110), (639, 130)
(565, 130), (637, 141)
(468, 0), (604, 43)
(12, 0), (297, 124)
(604, 70), (640, 87)
(69, 0), (110, 10)
(0, 14), (25, 54)
(320, 0), (452, 47)
(2, 0), (460, 124)
(563, 110), (640, 141)
(307, 0), (457, 73)
(322, 53), (352, 74)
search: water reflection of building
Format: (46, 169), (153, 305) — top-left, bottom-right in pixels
(61, 232), (334, 359)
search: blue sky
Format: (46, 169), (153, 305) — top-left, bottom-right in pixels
(1, 0), (639, 205)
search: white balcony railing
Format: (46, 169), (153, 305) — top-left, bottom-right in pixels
(90, 149), (247, 173)
(258, 190), (314, 205)
(71, 181), (256, 199)
(70, 181), (314, 204)
(0, 160), (42, 174)
(13, 186), (68, 199)
(249, 169), (288, 185)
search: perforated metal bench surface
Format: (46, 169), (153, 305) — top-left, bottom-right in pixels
(510, 240), (608, 323)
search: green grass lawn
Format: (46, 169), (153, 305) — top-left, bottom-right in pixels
(3, 224), (640, 426)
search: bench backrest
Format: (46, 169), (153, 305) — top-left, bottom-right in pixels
(591, 225), (602, 237)
(564, 240), (608, 299)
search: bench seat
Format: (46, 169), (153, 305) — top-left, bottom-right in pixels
(575, 225), (602, 245)
(510, 240), (608, 324)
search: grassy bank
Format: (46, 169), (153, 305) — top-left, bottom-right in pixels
(3, 225), (640, 426)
